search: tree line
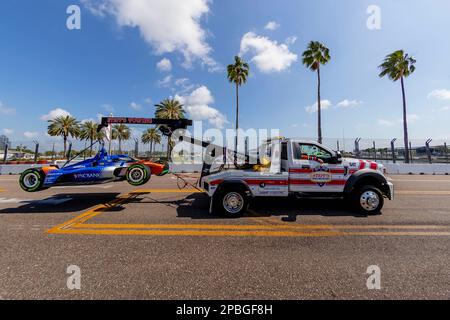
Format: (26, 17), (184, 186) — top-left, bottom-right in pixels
(228, 43), (416, 163)
(46, 44), (416, 163)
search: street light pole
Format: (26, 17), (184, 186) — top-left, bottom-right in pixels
(33, 140), (39, 163)
(3, 143), (8, 164)
(425, 139), (433, 164)
(391, 138), (397, 163)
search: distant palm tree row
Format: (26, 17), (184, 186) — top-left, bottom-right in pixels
(46, 45), (416, 164)
(228, 43), (416, 163)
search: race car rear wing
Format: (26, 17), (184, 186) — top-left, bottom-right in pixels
(97, 117), (193, 136)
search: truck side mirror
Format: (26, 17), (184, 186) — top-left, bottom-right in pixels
(335, 151), (342, 163)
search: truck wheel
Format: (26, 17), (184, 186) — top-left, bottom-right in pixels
(215, 188), (249, 217)
(351, 185), (384, 214)
(19, 169), (45, 192)
(126, 164), (151, 186)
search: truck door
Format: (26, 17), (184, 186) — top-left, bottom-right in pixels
(289, 142), (347, 193)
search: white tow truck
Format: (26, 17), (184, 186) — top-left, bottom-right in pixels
(96, 118), (393, 217)
(197, 138), (394, 216)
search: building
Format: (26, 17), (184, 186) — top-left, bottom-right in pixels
(0, 135), (11, 150)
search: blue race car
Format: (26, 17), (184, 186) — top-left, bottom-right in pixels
(19, 147), (165, 192)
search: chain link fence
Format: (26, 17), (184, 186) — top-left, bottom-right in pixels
(1, 136), (449, 164)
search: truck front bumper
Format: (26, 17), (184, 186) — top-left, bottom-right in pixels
(387, 181), (394, 200)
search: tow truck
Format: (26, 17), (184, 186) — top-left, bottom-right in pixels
(98, 117), (394, 216)
(184, 136), (394, 216)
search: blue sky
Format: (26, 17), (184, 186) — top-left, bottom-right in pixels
(1, 0), (450, 150)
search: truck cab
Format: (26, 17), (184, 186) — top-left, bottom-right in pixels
(201, 138), (394, 216)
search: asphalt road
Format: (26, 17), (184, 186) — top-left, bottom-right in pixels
(0, 174), (450, 299)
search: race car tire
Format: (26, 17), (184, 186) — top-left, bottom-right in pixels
(126, 164), (151, 186)
(214, 187), (249, 217)
(351, 185), (384, 215)
(19, 169), (45, 192)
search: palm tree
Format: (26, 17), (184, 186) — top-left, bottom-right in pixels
(141, 128), (161, 158)
(79, 121), (104, 156)
(112, 124), (131, 154)
(302, 41), (331, 144)
(227, 56), (250, 149)
(379, 50), (416, 163)
(47, 115), (80, 157)
(155, 98), (185, 159)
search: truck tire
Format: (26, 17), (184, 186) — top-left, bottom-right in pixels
(215, 188), (249, 217)
(19, 169), (45, 192)
(126, 164), (151, 186)
(351, 185), (384, 215)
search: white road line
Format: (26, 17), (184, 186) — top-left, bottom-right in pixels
(0, 198), (31, 204)
(0, 197), (72, 205)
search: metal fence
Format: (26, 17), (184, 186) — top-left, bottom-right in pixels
(1, 136), (449, 164)
(318, 137), (449, 164)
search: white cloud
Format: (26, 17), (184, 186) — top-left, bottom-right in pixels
(285, 36), (298, 45)
(428, 89), (450, 101)
(174, 78), (195, 93)
(156, 58), (172, 72)
(175, 86), (228, 129)
(157, 75), (173, 88)
(439, 106), (450, 111)
(24, 131), (39, 139)
(305, 100), (332, 114)
(240, 32), (298, 73)
(130, 102), (142, 110)
(378, 114), (420, 126)
(40, 108), (72, 121)
(336, 99), (363, 108)
(264, 21), (280, 31)
(3, 128), (13, 135)
(0, 102), (16, 115)
(144, 98), (152, 105)
(82, 0), (218, 70)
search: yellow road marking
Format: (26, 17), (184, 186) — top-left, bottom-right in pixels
(48, 228), (450, 237)
(46, 187), (450, 238)
(46, 192), (139, 233)
(47, 189), (202, 234)
(0, 189), (6, 192)
(71, 223), (450, 231)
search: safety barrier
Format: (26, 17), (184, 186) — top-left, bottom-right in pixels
(384, 163), (450, 175)
(1, 163), (449, 175)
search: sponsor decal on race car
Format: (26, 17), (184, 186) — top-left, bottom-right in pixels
(73, 173), (101, 180)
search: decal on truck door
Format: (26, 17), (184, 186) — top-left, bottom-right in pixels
(310, 166), (332, 187)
